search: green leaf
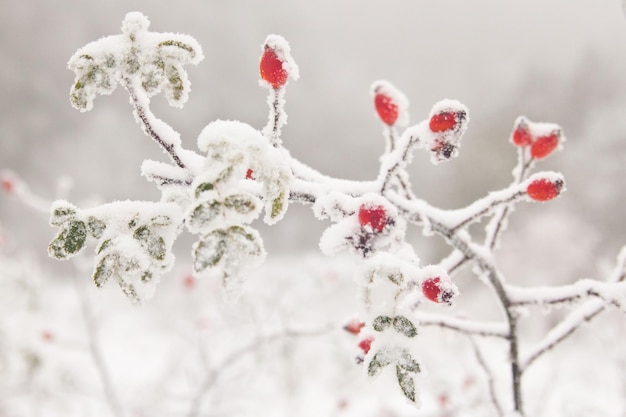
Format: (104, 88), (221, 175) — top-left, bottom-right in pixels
(165, 64), (184, 102)
(97, 239), (112, 254)
(387, 272), (404, 286)
(396, 365), (416, 403)
(194, 182), (214, 198)
(133, 225), (166, 261)
(397, 349), (421, 373)
(48, 220), (87, 259)
(158, 40), (197, 57)
(50, 205), (77, 226)
(188, 201), (222, 230)
(393, 316), (418, 338)
(223, 194), (258, 215)
(193, 229), (228, 273)
(93, 253), (116, 287)
(367, 350), (392, 377)
(373, 316), (393, 332)
(87, 216), (106, 239)
(228, 225), (263, 257)
(270, 193), (285, 219)
(118, 281), (140, 305)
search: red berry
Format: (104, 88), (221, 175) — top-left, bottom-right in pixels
(374, 93), (399, 126)
(343, 320), (365, 335)
(512, 126), (532, 147)
(358, 336), (374, 354)
(2, 178), (14, 193)
(245, 169), (255, 180)
(183, 274), (196, 289)
(429, 112), (457, 132)
(358, 204), (387, 233)
(41, 331), (54, 342)
(527, 178), (563, 202)
(260, 47), (288, 89)
(422, 277), (442, 302)
(422, 277), (455, 304)
(530, 132), (559, 159)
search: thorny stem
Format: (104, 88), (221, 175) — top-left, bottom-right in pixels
(122, 77), (187, 171)
(450, 191), (525, 233)
(380, 135), (419, 194)
(264, 87), (285, 147)
(486, 148), (533, 250)
(393, 197), (525, 414)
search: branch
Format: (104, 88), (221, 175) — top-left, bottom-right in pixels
(520, 298), (605, 370)
(413, 312), (509, 339)
(520, 246), (626, 370)
(469, 337), (505, 417)
(507, 280), (626, 309)
(122, 77), (202, 176)
(73, 268), (125, 417)
(187, 326), (331, 417)
(485, 146), (533, 250)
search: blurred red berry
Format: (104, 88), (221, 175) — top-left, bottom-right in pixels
(2, 178), (14, 194)
(374, 92), (399, 126)
(183, 274), (196, 289)
(41, 331), (54, 342)
(343, 320), (365, 335)
(358, 336), (374, 354)
(429, 112), (457, 132)
(512, 125), (532, 147)
(527, 178), (563, 202)
(260, 47), (288, 89)
(358, 204), (387, 233)
(530, 132), (559, 159)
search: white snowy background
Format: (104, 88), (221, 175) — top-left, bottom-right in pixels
(1, 1), (626, 416)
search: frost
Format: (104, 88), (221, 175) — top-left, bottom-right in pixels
(68, 11), (203, 111)
(197, 119), (292, 224)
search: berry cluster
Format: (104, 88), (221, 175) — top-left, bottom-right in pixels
(511, 116), (563, 160)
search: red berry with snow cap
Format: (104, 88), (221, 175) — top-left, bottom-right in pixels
(527, 178), (563, 202)
(260, 47), (288, 89)
(422, 277), (455, 304)
(429, 111), (458, 132)
(374, 92), (399, 126)
(512, 118), (532, 147)
(530, 131), (560, 159)
(358, 204), (387, 233)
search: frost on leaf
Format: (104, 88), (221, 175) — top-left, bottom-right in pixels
(368, 346), (421, 404)
(68, 11), (203, 111)
(196, 120), (293, 224)
(193, 225), (266, 300)
(49, 200), (183, 303)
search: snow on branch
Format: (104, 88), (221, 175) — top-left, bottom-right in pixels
(41, 11), (625, 415)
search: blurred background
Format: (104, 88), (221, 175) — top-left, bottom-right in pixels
(2, 1), (626, 416)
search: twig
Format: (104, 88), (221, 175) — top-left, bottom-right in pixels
(468, 337), (504, 417)
(413, 312), (509, 339)
(187, 326), (331, 417)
